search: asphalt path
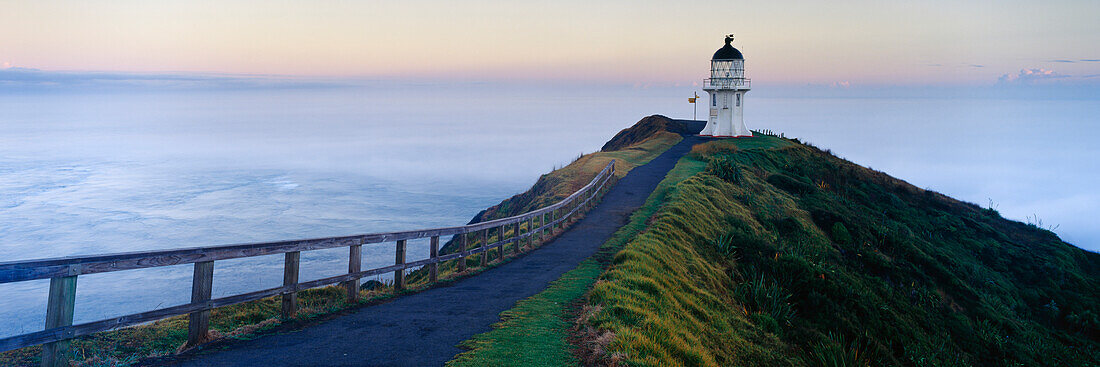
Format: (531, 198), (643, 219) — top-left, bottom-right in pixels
(158, 126), (707, 367)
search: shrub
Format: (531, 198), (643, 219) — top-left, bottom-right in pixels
(713, 233), (739, 259)
(831, 222), (852, 245)
(720, 220), (773, 260)
(360, 280), (387, 291)
(735, 275), (796, 325)
(707, 155), (743, 184)
(807, 333), (872, 367)
(768, 173), (815, 195)
(750, 312), (780, 334)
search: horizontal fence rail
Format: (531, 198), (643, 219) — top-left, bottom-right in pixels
(0, 160), (616, 366)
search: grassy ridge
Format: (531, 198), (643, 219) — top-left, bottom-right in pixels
(585, 135), (798, 366)
(448, 135), (707, 367)
(459, 130), (682, 228)
(586, 134), (1099, 366)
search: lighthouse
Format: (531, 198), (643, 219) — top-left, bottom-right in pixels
(700, 34), (751, 137)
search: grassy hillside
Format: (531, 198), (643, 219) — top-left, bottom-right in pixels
(584, 134), (1099, 366)
(437, 117), (683, 256)
(600, 115), (696, 152)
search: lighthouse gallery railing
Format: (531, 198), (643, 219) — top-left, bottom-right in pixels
(0, 160), (616, 364)
(703, 77), (750, 89)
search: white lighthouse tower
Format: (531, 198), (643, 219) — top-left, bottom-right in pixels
(700, 34), (752, 137)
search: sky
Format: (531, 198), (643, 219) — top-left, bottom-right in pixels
(2, 0), (1099, 87)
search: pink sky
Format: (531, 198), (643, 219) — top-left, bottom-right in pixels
(2, 0), (1098, 86)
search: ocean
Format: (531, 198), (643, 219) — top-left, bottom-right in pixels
(1, 82), (1096, 337)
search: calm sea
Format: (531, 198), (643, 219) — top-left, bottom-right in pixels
(1, 83), (1096, 336)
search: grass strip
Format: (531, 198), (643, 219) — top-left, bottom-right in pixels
(447, 144), (707, 367)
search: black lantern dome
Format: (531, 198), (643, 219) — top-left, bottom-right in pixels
(712, 35), (744, 60)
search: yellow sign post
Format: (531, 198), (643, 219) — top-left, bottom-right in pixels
(688, 92), (700, 120)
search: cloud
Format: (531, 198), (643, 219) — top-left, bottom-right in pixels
(1082, 59), (1100, 62)
(1, 62), (10, 69)
(830, 81), (851, 88)
(927, 63), (982, 68)
(0, 67), (352, 92)
(1050, 59), (1076, 63)
(997, 68), (1071, 84)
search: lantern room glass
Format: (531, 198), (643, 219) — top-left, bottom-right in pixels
(710, 60), (744, 79)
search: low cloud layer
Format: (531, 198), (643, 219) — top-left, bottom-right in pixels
(998, 68), (1071, 84)
(0, 67), (349, 92)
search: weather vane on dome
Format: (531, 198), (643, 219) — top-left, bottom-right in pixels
(725, 34), (734, 45)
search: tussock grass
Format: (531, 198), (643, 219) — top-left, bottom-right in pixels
(807, 333), (871, 367)
(736, 275), (796, 326)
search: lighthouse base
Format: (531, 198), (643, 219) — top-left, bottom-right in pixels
(698, 134), (753, 138)
(701, 88), (751, 138)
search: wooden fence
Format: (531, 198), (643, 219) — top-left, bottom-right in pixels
(0, 160), (616, 367)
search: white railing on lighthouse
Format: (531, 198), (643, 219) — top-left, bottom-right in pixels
(703, 78), (751, 89)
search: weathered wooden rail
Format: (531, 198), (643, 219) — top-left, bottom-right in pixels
(0, 160), (616, 367)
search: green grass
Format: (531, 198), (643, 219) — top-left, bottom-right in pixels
(585, 159), (797, 366)
(447, 255), (602, 367)
(584, 134), (1099, 366)
(447, 134), (708, 367)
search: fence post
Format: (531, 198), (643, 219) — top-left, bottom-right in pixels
(588, 187), (593, 210)
(282, 252), (300, 319)
(41, 275), (77, 367)
(543, 212), (550, 240)
(498, 226), (505, 261)
(345, 239), (362, 302)
(572, 198), (578, 220)
(186, 261), (214, 348)
(429, 235), (439, 282)
(531, 216), (538, 245)
(514, 222), (521, 254)
(458, 232), (468, 272)
(525, 217), (533, 250)
(480, 229), (489, 267)
(586, 183), (592, 206)
(553, 208), (558, 230)
(394, 240), (407, 291)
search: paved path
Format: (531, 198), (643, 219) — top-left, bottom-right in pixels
(158, 128), (706, 367)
